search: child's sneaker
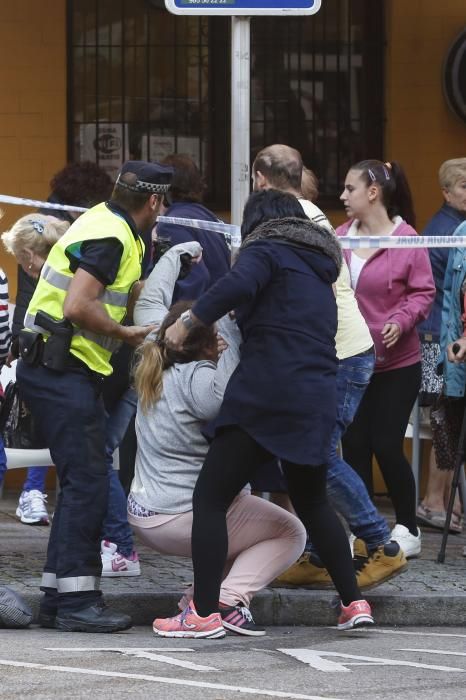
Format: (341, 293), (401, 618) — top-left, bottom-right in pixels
(16, 490), (49, 526)
(153, 602), (226, 639)
(337, 599), (374, 630)
(220, 604), (266, 636)
(101, 540), (141, 577)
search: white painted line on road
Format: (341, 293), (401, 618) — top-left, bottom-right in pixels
(399, 649), (466, 658)
(344, 629), (466, 639)
(0, 659), (346, 700)
(45, 647), (217, 672)
(278, 649), (466, 673)
(46, 647), (196, 652)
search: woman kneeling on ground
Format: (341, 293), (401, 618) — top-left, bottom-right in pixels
(129, 239), (307, 637)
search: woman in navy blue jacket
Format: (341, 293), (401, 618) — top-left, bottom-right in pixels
(154, 190), (374, 638)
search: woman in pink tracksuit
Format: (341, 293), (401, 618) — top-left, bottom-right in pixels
(337, 160), (435, 559)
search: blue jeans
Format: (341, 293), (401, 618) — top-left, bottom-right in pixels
(309, 349), (390, 553)
(0, 436), (6, 484)
(23, 466), (48, 492)
(101, 388), (137, 557)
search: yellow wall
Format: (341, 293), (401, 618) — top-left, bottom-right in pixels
(0, 0), (67, 297)
(385, 0), (466, 232)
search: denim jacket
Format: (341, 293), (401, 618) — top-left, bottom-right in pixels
(418, 204), (466, 342)
(438, 221), (466, 397)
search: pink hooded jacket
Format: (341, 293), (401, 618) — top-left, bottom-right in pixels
(336, 218), (435, 372)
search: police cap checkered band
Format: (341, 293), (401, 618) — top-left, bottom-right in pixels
(117, 160), (174, 194)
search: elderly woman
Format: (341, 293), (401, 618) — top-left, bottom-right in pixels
(416, 158), (466, 532)
(2, 214), (70, 526)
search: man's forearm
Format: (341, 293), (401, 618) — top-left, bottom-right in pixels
(64, 297), (128, 341)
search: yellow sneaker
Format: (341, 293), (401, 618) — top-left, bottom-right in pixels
(355, 539), (408, 590)
(274, 554), (334, 588)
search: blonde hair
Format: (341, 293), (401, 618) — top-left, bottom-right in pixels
(133, 340), (166, 413)
(1, 214), (69, 259)
(439, 158), (466, 190)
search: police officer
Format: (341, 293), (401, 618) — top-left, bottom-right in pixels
(16, 161), (173, 632)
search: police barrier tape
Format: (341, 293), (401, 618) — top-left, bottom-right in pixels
(1, 192), (465, 250)
(0, 193), (87, 214)
(157, 215), (466, 250)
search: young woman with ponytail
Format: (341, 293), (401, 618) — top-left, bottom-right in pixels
(338, 159), (435, 558)
(129, 241), (306, 638)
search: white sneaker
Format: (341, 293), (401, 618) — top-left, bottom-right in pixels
(101, 540), (141, 577)
(15, 490), (49, 526)
(390, 524), (421, 558)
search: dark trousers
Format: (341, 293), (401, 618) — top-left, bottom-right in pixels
(192, 426), (360, 616)
(17, 360), (108, 612)
(342, 362), (421, 534)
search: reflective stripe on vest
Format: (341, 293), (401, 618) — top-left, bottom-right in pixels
(41, 263), (129, 308)
(24, 311), (121, 354)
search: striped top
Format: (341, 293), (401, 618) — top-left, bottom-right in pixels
(0, 267), (11, 365)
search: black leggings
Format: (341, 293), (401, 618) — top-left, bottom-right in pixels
(342, 362), (421, 535)
(192, 426), (361, 616)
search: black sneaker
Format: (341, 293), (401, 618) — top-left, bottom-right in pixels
(55, 601), (132, 633)
(219, 605), (265, 636)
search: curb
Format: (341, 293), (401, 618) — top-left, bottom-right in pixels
(20, 588), (466, 628)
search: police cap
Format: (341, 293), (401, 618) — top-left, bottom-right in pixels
(116, 160), (174, 195)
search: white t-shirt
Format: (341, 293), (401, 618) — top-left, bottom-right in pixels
(350, 253), (366, 290)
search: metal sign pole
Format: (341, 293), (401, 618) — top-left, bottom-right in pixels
(230, 16), (250, 232)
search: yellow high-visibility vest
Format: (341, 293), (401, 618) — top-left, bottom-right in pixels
(25, 202), (144, 376)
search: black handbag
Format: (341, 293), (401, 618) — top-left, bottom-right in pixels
(0, 381), (46, 449)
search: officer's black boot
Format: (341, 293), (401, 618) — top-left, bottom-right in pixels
(55, 601), (132, 633)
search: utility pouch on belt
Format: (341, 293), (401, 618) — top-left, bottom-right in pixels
(18, 329), (43, 367)
(35, 310), (73, 372)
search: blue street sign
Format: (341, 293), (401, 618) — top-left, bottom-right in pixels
(165, 0), (321, 16)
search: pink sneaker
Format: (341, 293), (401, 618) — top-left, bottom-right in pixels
(153, 602), (226, 639)
(101, 540), (141, 577)
(337, 599), (374, 630)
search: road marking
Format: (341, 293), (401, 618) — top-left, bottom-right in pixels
(46, 647), (196, 652)
(400, 649), (466, 658)
(277, 649), (466, 673)
(0, 659), (345, 700)
(45, 647), (217, 672)
(345, 628), (466, 639)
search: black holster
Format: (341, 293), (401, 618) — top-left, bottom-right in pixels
(34, 311), (74, 372)
(18, 330), (43, 367)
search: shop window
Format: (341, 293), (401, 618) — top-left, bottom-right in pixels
(68, 0), (383, 209)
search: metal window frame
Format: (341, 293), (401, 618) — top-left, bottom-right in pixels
(66, 0), (384, 210)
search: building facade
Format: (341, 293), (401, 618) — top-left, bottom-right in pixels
(0, 0), (465, 291)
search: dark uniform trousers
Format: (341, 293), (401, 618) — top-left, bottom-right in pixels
(16, 359), (108, 613)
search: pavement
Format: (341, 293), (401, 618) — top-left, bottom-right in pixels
(1, 492), (465, 628)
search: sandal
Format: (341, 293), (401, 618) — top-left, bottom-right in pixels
(416, 503), (463, 533)
(450, 511), (463, 534)
(416, 503), (446, 530)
